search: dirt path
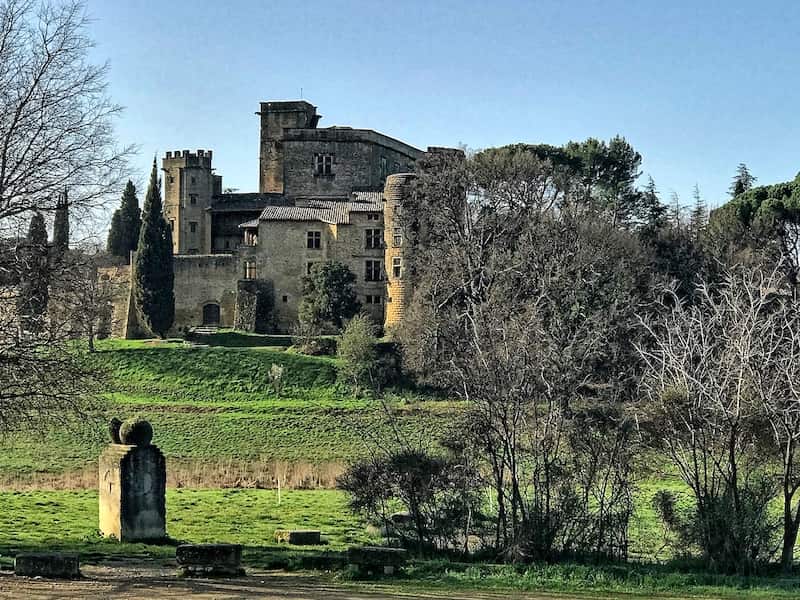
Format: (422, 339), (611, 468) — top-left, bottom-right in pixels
(0, 563), (656, 600)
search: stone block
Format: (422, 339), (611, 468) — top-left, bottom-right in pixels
(274, 529), (321, 545)
(176, 543), (244, 577)
(347, 546), (407, 570)
(99, 439), (166, 542)
(14, 553), (80, 579)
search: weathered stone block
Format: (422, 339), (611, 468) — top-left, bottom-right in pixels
(347, 546), (407, 569)
(98, 437), (166, 542)
(274, 529), (321, 545)
(14, 553), (80, 579)
(176, 543), (244, 577)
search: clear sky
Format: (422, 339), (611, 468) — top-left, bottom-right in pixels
(86, 0), (800, 211)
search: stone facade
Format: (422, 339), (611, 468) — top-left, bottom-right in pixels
(115, 100), (443, 337)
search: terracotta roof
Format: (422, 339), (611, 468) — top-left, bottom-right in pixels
(256, 196), (384, 225)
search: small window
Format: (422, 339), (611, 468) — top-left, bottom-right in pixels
(392, 257), (402, 278)
(224, 240), (230, 249)
(189, 221), (198, 233)
(189, 194), (198, 205)
(169, 219), (175, 231)
(244, 260), (257, 280)
(282, 295), (288, 303)
(393, 228), (402, 247)
(314, 153), (334, 175)
(168, 175), (175, 184)
(191, 176), (196, 185)
(367, 212), (380, 221)
(307, 231), (321, 249)
(380, 156), (388, 178)
(387, 296), (393, 303)
(365, 260), (383, 282)
(365, 228), (382, 250)
(365, 295), (382, 305)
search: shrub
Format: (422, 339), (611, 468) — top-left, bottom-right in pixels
(338, 448), (481, 555)
(337, 314), (380, 394)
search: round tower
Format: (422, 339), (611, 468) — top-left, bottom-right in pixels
(383, 173), (416, 331)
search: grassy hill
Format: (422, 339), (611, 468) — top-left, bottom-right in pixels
(0, 337), (457, 485)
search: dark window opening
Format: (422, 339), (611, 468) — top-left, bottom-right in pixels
(365, 260), (383, 282)
(307, 231), (321, 249)
(314, 153), (334, 175)
(365, 228), (382, 249)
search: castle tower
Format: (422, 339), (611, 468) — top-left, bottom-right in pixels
(257, 101), (320, 194)
(383, 173), (416, 331)
(162, 150), (220, 255)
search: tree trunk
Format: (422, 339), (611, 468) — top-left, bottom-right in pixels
(781, 494), (800, 573)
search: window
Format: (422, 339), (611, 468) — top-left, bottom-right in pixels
(169, 219), (175, 231)
(393, 228), (402, 247)
(189, 221), (198, 233)
(365, 228), (382, 249)
(314, 153), (334, 175)
(380, 156), (388, 178)
(365, 260), (382, 282)
(307, 231), (321, 249)
(392, 257), (402, 279)
(189, 194), (198, 205)
(387, 296), (393, 303)
(282, 295), (288, 303)
(365, 295), (382, 305)
(190, 176), (196, 184)
(168, 175), (174, 184)
(224, 240), (230, 249)
(367, 212), (380, 221)
(307, 262), (317, 275)
(244, 260), (256, 280)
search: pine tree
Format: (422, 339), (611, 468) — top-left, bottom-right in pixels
(668, 191), (684, 228)
(52, 188), (69, 257)
(108, 180), (141, 263)
(17, 212), (50, 332)
(638, 176), (668, 242)
(689, 183), (708, 236)
(730, 163), (756, 197)
(134, 160), (174, 338)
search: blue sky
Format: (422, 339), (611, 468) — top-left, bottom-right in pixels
(87, 0), (800, 210)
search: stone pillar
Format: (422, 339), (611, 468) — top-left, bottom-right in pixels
(99, 418), (166, 542)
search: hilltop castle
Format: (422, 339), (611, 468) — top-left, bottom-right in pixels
(113, 100), (443, 337)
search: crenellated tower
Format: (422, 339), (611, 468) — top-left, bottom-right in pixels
(162, 149), (221, 255)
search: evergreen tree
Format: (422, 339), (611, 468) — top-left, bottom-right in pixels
(668, 191), (684, 228)
(107, 180), (141, 263)
(730, 163), (756, 197)
(638, 176), (668, 242)
(17, 212), (50, 332)
(134, 160), (174, 338)
(689, 183), (708, 236)
(52, 188), (69, 257)
(298, 261), (361, 333)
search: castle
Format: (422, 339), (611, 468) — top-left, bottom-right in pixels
(114, 100), (438, 337)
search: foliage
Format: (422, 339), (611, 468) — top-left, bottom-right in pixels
(298, 261), (361, 334)
(338, 448), (481, 554)
(134, 160), (174, 338)
(16, 212), (50, 332)
(235, 279), (275, 333)
(337, 314), (381, 394)
(731, 163), (757, 198)
(52, 189), (69, 257)
(107, 180), (141, 263)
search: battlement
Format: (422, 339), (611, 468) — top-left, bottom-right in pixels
(164, 149), (213, 168)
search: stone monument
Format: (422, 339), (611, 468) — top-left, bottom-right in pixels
(99, 417), (166, 541)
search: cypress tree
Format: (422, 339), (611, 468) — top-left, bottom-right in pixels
(134, 160), (174, 338)
(107, 180), (141, 263)
(17, 212), (50, 332)
(52, 188), (69, 257)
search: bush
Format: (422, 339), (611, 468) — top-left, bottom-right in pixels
(338, 448), (482, 555)
(337, 314), (380, 394)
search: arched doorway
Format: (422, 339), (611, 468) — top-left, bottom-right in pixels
(202, 303), (220, 326)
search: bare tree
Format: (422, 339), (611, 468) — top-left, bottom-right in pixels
(0, 0), (128, 431)
(636, 268), (785, 573)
